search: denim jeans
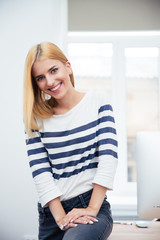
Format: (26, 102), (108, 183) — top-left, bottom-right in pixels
(38, 189), (113, 240)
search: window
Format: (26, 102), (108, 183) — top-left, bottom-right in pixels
(68, 32), (160, 216)
(125, 48), (159, 182)
(68, 43), (112, 100)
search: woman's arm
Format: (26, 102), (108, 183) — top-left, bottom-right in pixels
(25, 131), (63, 207)
(58, 184), (108, 226)
(48, 197), (66, 224)
(87, 184), (108, 216)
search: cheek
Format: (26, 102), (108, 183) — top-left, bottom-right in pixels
(61, 72), (71, 83)
(36, 82), (46, 91)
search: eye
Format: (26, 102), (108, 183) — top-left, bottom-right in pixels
(36, 76), (44, 82)
(51, 68), (58, 74)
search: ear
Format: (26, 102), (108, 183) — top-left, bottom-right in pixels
(66, 61), (72, 75)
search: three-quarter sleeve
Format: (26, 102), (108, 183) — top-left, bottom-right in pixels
(93, 95), (118, 190)
(25, 131), (62, 207)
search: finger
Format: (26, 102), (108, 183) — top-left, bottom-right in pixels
(72, 215), (98, 225)
(70, 214), (82, 223)
(59, 224), (65, 231)
(59, 219), (71, 230)
(63, 222), (78, 230)
(67, 209), (86, 223)
(60, 214), (74, 227)
(83, 215), (99, 223)
(74, 217), (88, 225)
(74, 216), (94, 225)
(61, 212), (77, 225)
(69, 211), (87, 223)
(59, 218), (79, 231)
(72, 215), (98, 224)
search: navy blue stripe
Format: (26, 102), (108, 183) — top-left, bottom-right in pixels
(44, 126), (116, 149)
(26, 137), (41, 145)
(53, 162), (98, 180)
(28, 128), (117, 159)
(99, 104), (113, 113)
(41, 120), (96, 138)
(97, 138), (118, 147)
(97, 127), (116, 136)
(44, 132), (96, 149)
(53, 151), (97, 170)
(47, 128), (116, 160)
(96, 149), (118, 159)
(32, 167), (52, 178)
(29, 157), (49, 167)
(53, 148), (117, 170)
(30, 138), (118, 169)
(32, 148), (117, 178)
(27, 147), (47, 156)
(40, 115), (114, 138)
(99, 116), (115, 123)
(52, 138), (118, 169)
(49, 142), (96, 160)
(52, 143), (118, 170)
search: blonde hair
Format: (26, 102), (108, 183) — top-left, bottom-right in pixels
(23, 42), (75, 136)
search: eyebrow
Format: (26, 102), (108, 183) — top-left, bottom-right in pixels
(48, 65), (57, 72)
(34, 65), (57, 79)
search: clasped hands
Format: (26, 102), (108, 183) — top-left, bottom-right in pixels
(57, 206), (98, 231)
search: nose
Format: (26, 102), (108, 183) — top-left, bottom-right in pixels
(46, 75), (54, 87)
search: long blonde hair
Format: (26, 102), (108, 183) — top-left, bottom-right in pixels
(23, 42), (75, 136)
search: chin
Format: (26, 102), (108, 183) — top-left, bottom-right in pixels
(51, 92), (66, 100)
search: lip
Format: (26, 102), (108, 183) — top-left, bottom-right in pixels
(49, 82), (62, 93)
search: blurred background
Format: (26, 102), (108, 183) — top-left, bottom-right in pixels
(0, 0), (160, 239)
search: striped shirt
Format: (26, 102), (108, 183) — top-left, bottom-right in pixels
(25, 91), (118, 207)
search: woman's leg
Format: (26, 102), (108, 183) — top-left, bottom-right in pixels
(62, 197), (113, 240)
(38, 203), (64, 240)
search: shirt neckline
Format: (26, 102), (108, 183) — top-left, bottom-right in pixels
(52, 91), (90, 118)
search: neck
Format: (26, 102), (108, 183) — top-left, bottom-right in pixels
(54, 88), (85, 115)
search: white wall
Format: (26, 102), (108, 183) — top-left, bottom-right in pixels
(0, 0), (67, 239)
(68, 0), (160, 31)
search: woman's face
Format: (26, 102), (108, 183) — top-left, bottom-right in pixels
(32, 58), (73, 100)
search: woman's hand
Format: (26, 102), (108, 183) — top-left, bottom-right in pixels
(67, 206), (98, 223)
(57, 218), (78, 231)
(57, 207), (98, 230)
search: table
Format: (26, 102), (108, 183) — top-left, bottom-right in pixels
(108, 221), (160, 240)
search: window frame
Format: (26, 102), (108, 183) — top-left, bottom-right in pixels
(68, 31), (160, 216)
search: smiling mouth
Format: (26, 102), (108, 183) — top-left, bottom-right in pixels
(49, 82), (62, 92)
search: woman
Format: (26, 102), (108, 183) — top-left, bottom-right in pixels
(23, 42), (118, 240)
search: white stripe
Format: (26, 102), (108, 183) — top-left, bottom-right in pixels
(98, 144), (118, 153)
(28, 152), (48, 161)
(47, 137), (96, 154)
(26, 142), (45, 150)
(98, 121), (115, 129)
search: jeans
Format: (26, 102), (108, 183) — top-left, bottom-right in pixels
(38, 189), (113, 240)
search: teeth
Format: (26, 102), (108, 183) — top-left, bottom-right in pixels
(50, 83), (61, 91)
